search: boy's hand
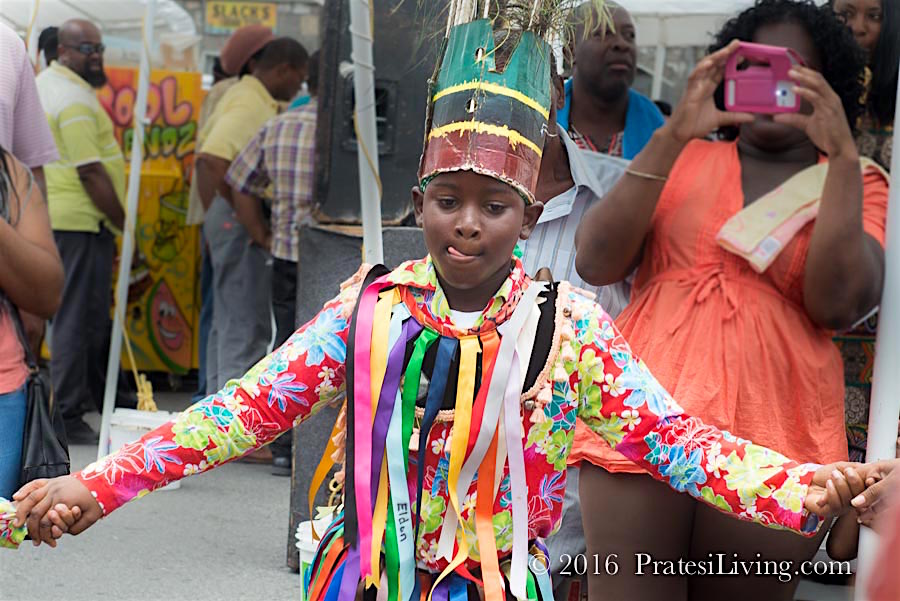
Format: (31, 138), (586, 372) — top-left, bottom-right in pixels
(42, 504), (83, 548)
(13, 477), (102, 546)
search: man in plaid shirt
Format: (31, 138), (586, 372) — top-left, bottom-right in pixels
(225, 51), (319, 475)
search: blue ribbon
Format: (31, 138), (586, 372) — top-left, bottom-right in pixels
(413, 336), (458, 547)
(448, 574), (468, 601)
(324, 561), (347, 601)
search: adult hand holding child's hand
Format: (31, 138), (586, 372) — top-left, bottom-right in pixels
(13, 476), (102, 547)
(807, 462), (868, 517)
(850, 459), (900, 530)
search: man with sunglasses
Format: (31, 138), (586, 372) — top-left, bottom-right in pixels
(36, 19), (127, 444)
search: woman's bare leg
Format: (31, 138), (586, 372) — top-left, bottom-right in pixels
(688, 501), (828, 601)
(580, 464), (695, 601)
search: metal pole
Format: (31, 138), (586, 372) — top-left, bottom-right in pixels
(348, 0), (383, 265)
(25, 0), (41, 62)
(854, 66), (900, 601)
(650, 42), (666, 101)
(98, 0), (157, 459)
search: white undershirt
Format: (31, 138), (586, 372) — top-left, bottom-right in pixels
(449, 309), (481, 330)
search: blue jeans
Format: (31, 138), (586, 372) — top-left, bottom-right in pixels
(193, 236), (214, 403)
(0, 386), (26, 498)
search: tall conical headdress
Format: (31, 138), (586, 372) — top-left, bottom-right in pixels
(420, 1), (580, 203)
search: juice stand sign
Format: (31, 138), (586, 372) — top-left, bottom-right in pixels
(99, 68), (204, 375)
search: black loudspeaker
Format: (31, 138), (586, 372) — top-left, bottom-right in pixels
(315, 0), (449, 224)
(286, 225), (428, 571)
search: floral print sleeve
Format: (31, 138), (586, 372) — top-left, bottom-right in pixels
(74, 267), (370, 515)
(570, 293), (822, 535)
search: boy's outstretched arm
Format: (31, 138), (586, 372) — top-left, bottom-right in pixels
(570, 293), (860, 534)
(13, 269), (369, 545)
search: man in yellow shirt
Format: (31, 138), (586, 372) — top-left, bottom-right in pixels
(196, 34), (308, 394)
(36, 19), (127, 443)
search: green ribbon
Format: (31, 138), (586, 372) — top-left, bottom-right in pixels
(402, 328), (440, 472)
(382, 327), (437, 601)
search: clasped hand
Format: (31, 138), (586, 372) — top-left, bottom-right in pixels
(808, 459), (899, 527)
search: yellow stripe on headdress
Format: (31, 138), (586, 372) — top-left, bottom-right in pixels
(433, 81), (550, 120)
(428, 121), (543, 157)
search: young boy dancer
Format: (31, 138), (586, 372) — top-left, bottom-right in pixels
(10, 2), (868, 599)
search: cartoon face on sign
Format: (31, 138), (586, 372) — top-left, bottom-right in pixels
(153, 184), (189, 263)
(147, 279), (192, 373)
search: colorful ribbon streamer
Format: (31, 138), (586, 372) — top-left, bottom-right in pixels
(351, 276), (392, 581)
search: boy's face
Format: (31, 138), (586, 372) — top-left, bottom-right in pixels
(413, 171), (543, 304)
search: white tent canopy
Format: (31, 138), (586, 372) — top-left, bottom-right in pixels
(569, 0), (757, 47)
(626, 0), (756, 47)
(0, 0), (198, 68)
(610, 0), (757, 101)
(0, 0), (194, 36)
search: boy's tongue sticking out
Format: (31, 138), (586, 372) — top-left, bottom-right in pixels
(412, 170), (543, 313)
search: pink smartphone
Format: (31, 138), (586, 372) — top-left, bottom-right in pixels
(725, 42), (806, 114)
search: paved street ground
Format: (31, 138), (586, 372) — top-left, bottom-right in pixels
(2, 393), (299, 601)
(1, 393), (856, 601)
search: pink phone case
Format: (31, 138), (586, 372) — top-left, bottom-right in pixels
(725, 42), (806, 114)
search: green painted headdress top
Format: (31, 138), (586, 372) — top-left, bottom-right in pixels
(420, 1), (605, 203)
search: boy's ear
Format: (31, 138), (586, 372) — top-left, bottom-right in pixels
(519, 201), (544, 241)
(411, 185), (425, 228)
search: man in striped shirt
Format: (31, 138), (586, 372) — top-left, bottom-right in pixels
(518, 122), (632, 315)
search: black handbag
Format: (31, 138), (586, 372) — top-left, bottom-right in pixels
(8, 305), (70, 485)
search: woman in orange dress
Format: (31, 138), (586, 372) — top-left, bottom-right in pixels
(572, 1), (890, 600)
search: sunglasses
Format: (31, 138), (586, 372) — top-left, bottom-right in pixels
(64, 43), (106, 56)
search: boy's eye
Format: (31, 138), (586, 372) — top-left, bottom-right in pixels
(437, 197), (458, 209)
(869, 11), (882, 22)
(485, 202), (507, 214)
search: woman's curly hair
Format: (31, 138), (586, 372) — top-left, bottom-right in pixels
(709, 0), (866, 135)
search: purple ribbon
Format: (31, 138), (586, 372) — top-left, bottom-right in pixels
(337, 547), (361, 601)
(370, 318), (422, 504)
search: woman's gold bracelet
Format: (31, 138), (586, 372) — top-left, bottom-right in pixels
(625, 168), (668, 182)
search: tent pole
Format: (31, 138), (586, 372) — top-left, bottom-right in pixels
(651, 42), (666, 101)
(98, 0), (157, 459)
(349, 0), (383, 265)
(25, 0), (40, 61)
(854, 65), (900, 601)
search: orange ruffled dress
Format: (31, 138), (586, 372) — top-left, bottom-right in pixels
(570, 140), (890, 472)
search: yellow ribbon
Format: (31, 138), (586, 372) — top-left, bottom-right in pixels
(308, 404), (343, 540)
(370, 455), (390, 584)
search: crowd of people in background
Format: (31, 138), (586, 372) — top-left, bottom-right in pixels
(1, 0), (899, 599)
